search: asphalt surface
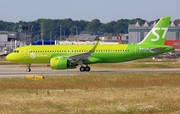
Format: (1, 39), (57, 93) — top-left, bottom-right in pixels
(1, 65), (180, 77)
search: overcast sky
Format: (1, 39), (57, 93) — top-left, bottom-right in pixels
(0, 0), (179, 23)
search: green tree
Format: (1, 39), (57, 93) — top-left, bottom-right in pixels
(85, 19), (101, 32)
(0, 17), (179, 41)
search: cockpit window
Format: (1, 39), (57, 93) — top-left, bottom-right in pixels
(13, 50), (19, 53)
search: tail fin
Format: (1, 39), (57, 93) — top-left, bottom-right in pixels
(138, 16), (170, 45)
(116, 34), (123, 44)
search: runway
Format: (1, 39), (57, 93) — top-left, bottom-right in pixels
(1, 65), (180, 77)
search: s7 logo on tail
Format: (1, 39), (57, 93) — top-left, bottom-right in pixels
(151, 27), (168, 42)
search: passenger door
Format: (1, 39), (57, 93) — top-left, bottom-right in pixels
(135, 46), (140, 55)
(24, 47), (30, 57)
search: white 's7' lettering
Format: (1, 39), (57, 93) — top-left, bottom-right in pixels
(151, 27), (168, 42)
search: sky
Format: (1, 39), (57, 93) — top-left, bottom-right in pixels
(0, 0), (179, 23)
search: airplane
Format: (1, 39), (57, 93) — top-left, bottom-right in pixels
(6, 16), (174, 72)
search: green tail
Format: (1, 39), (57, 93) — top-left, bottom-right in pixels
(139, 16), (170, 45)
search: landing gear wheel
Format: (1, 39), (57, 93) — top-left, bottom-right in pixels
(85, 66), (90, 72)
(26, 68), (31, 72)
(79, 66), (85, 72)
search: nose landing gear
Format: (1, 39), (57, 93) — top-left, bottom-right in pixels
(26, 64), (31, 72)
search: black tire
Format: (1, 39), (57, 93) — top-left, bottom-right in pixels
(85, 66), (90, 72)
(26, 68), (31, 72)
(79, 66), (85, 72)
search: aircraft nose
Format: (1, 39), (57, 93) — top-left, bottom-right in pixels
(6, 54), (13, 61)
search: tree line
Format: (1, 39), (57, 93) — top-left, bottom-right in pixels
(0, 18), (180, 41)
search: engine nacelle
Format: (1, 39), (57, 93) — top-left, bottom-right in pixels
(50, 57), (76, 70)
(50, 57), (69, 70)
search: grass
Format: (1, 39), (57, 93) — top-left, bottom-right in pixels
(0, 72), (180, 113)
(90, 62), (180, 69)
(135, 58), (178, 62)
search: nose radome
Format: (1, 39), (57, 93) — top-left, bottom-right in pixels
(6, 54), (12, 61)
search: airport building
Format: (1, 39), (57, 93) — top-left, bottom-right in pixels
(0, 25), (33, 55)
(0, 25), (33, 46)
(128, 21), (180, 44)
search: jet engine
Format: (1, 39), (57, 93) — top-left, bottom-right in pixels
(50, 57), (76, 70)
(50, 57), (69, 70)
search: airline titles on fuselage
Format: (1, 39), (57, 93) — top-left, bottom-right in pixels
(30, 53), (48, 59)
(140, 48), (150, 52)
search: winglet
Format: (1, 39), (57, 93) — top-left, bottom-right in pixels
(89, 40), (99, 53)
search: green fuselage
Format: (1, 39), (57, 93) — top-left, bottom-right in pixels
(8, 43), (174, 64)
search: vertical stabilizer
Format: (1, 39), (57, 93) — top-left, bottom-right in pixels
(139, 17), (170, 45)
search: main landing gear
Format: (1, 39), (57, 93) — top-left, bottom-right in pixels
(26, 64), (31, 72)
(78, 60), (91, 72)
(79, 65), (91, 72)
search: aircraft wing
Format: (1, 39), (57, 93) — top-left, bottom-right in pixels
(68, 41), (99, 62)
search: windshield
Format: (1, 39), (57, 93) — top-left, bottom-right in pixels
(13, 50), (19, 53)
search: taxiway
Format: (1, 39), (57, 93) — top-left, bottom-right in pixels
(1, 65), (180, 77)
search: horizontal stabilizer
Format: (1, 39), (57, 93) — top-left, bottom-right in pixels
(150, 47), (167, 53)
